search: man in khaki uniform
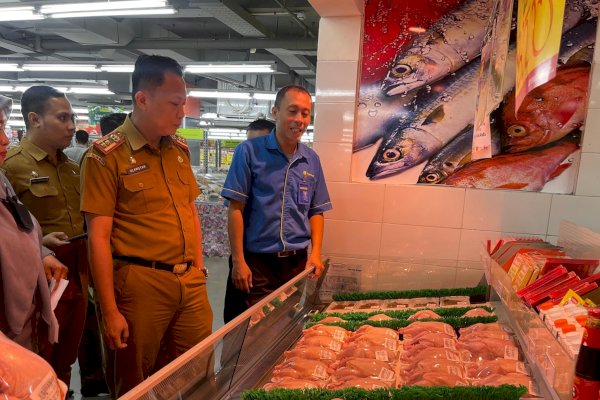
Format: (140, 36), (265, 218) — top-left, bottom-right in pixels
(1, 85), (88, 389)
(80, 55), (212, 397)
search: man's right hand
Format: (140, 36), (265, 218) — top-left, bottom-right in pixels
(42, 232), (69, 248)
(102, 310), (129, 350)
(232, 261), (253, 293)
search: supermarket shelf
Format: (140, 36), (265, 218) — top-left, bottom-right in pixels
(483, 253), (574, 400)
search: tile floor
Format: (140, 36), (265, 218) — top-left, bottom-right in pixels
(70, 256), (230, 399)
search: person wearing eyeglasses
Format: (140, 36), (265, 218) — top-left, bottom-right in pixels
(1, 86), (88, 392)
(0, 94), (67, 354)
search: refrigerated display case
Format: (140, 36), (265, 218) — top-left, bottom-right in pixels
(118, 251), (577, 400)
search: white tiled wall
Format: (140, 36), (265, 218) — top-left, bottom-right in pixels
(310, 0), (600, 290)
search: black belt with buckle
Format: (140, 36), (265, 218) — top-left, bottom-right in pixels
(247, 248), (308, 258)
(114, 256), (191, 274)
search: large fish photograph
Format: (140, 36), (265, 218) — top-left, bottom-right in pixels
(351, 0), (598, 193)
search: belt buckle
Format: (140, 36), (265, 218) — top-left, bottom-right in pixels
(277, 250), (295, 258)
(172, 263), (188, 274)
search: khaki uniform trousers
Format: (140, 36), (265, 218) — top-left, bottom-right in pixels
(108, 264), (213, 397)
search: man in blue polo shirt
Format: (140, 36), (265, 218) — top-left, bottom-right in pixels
(221, 85), (332, 322)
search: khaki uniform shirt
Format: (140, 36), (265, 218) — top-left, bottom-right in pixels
(1, 137), (84, 237)
(80, 116), (200, 265)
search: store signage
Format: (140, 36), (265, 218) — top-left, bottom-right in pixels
(515, 0), (566, 113)
(221, 140), (242, 149)
(88, 105), (125, 125)
(177, 128), (204, 140)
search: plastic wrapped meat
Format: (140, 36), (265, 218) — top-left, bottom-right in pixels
(407, 371), (470, 387)
(407, 310), (442, 320)
(349, 326), (399, 350)
(296, 335), (344, 352)
(459, 329), (510, 341)
(475, 372), (533, 391)
(465, 359), (528, 379)
(401, 357), (466, 379)
(399, 321), (457, 338)
(403, 332), (458, 351)
(351, 325), (398, 340)
(401, 347), (472, 363)
(459, 323), (507, 336)
(319, 316), (345, 323)
(332, 358), (396, 382)
(303, 324), (349, 341)
(283, 347), (337, 364)
(338, 343), (398, 363)
(264, 377), (326, 390)
(368, 314), (396, 321)
(457, 337), (519, 361)
(0, 333), (67, 400)
(327, 377), (393, 390)
(463, 308), (494, 317)
(272, 357), (330, 380)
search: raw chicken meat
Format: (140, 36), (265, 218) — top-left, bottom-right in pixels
(272, 357), (330, 380)
(304, 324), (349, 341)
(401, 347), (472, 363)
(401, 358), (466, 378)
(264, 377), (326, 390)
(459, 329), (510, 341)
(407, 371), (470, 387)
(368, 314), (396, 321)
(327, 377), (393, 390)
(283, 347), (337, 364)
(463, 308), (494, 317)
(338, 343), (398, 363)
(0, 333), (67, 400)
(319, 316), (345, 323)
(351, 325), (398, 339)
(296, 335), (344, 352)
(332, 358), (396, 382)
(407, 310), (442, 320)
(457, 337), (519, 361)
(399, 321), (457, 338)
(459, 323), (507, 336)
(403, 331), (458, 351)
(348, 326), (399, 350)
(475, 372), (533, 390)
(465, 359), (528, 379)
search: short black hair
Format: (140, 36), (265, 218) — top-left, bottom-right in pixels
(274, 85), (312, 108)
(21, 86), (66, 129)
(247, 119), (275, 132)
(99, 112), (127, 136)
(75, 129), (89, 144)
(131, 55), (184, 103)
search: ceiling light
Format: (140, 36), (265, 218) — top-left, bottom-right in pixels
(7, 120), (25, 127)
(201, 113), (218, 119)
(185, 64), (275, 74)
(253, 93), (276, 101)
(209, 128), (243, 134)
(0, 64), (23, 72)
(73, 107), (89, 114)
(0, 7), (44, 22)
(48, 8), (176, 18)
(0, 86), (17, 92)
(22, 64), (100, 72)
(67, 87), (114, 95)
(77, 115), (90, 121)
(189, 91), (251, 100)
(100, 65), (135, 73)
(41, 0), (166, 13)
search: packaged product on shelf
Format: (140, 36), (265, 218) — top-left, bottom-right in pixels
(410, 297), (439, 308)
(440, 295), (470, 307)
(572, 308), (600, 399)
(354, 299), (382, 311)
(539, 258), (600, 277)
(325, 301), (356, 313)
(381, 299), (411, 310)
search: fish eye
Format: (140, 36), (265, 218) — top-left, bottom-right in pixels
(382, 148), (402, 162)
(425, 172), (442, 183)
(508, 125), (528, 137)
(391, 64), (412, 78)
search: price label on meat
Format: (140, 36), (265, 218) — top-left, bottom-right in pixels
(383, 338), (397, 351)
(504, 345), (519, 360)
(311, 364), (328, 380)
(443, 338), (457, 350)
(446, 350), (460, 362)
(378, 367), (395, 381)
(516, 361), (526, 374)
(375, 350), (389, 362)
(319, 349), (334, 360)
(328, 340), (342, 352)
(332, 329), (346, 342)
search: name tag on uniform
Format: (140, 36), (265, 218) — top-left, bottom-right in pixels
(126, 164), (149, 175)
(298, 182), (310, 205)
(30, 176), (50, 184)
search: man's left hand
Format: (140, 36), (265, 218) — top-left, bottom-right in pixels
(42, 255), (69, 288)
(305, 252), (324, 280)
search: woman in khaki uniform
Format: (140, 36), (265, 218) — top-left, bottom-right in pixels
(80, 55), (212, 397)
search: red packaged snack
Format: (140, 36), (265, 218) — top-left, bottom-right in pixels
(526, 273), (580, 306)
(550, 282), (598, 305)
(517, 266), (567, 299)
(540, 258), (599, 278)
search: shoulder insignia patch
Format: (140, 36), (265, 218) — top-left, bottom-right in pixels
(86, 152), (106, 166)
(4, 146), (22, 161)
(170, 134), (189, 151)
(93, 132), (125, 155)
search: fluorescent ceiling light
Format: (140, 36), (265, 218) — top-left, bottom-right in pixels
(22, 64), (100, 72)
(100, 65), (135, 73)
(253, 93), (276, 101)
(185, 64), (275, 74)
(0, 64), (22, 72)
(0, 7), (44, 22)
(77, 115), (90, 121)
(68, 87), (114, 95)
(73, 107), (89, 114)
(209, 128), (242, 134)
(201, 113), (218, 119)
(41, 0), (167, 13)
(189, 91), (251, 100)
(7, 119), (25, 127)
(48, 8), (175, 18)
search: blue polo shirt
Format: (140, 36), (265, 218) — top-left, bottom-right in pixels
(221, 131), (332, 253)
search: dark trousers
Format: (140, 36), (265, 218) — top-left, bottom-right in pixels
(78, 296), (107, 390)
(41, 239), (88, 389)
(223, 250), (307, 324)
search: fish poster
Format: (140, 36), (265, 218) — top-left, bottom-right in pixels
(351, 0), (597, 193)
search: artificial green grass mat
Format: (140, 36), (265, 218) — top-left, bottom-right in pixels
(241, 385), (527, 400)
(311, 305), (495, 322)
(332, 286), (488, 301)
(304, 315), (498, 331)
